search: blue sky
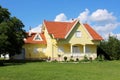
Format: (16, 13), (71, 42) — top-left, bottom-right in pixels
(0, 0), (120, 39)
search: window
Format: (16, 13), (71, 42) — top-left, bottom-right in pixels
(85, 46), (90, 53)
(72, 46), (80, 54)
(76, 31), (81, 38)
(33, 47), (41, 54)
(35, 35), (41, 40)
(58, 47), (64, 53)
(33, 48), (39, 53)
(33, 33), (42, 41)
(42, 48), (46, 53)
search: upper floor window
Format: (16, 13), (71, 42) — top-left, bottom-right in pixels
(76, 31), (81, 38)
(33, 33), (42, 41)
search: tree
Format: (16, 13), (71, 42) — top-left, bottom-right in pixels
(0, 5), (26, 59)
(0, 6), (10, 23)
(98, 36), (120, 60)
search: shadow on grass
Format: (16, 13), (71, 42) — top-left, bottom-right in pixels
(0, 59), (46, 67)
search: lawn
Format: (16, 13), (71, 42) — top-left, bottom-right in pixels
(0, 61), (120, 80)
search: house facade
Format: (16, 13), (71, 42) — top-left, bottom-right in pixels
(21, 19), (103, 61)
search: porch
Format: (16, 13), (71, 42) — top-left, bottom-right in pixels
(56, 43), (97, 61)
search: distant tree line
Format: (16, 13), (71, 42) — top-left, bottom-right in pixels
(97, 36), (120, 60)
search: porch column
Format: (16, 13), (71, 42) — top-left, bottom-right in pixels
(70, 44), (73, 54)
(83, 45), (86, 54)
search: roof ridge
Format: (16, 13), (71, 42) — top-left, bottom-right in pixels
(44, 20), (75, 23)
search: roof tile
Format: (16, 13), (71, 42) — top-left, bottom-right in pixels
(44, 20), (77, 39)
(24, 33), (46, 44)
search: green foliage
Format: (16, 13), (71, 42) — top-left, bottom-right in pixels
(0, 6), (10, 23)
(69, 58), (74, 62)
(83, 55), (89, 62)
(98, 35), (120, 60)
(97, 55), (105, 61)
(76, 58), (79, 62)
(64, 56), (67, 61)
(0, 5), (26, 57)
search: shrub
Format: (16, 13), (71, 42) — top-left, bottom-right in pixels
(69, 58), (74, 62)
(83, 55), (89, 62)
(76, 58), (79, 62)
(97, 55), (104, 61)
(64, 56), (67, 61)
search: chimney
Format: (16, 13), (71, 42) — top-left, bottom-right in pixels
(72, 18), (74, 21)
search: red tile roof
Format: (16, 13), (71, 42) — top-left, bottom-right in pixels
(44, 20), (77, 39)
(24, 33), (46, 44)
(24, 20), (103, 44)
(84, 24), (103, 40)
(44, 20), (103, 40)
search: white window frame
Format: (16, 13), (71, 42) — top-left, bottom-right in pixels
(76, 31), (81, 38)
(33, 33), (43, 41)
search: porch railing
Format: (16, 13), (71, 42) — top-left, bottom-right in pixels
(61, 53), (97, 59)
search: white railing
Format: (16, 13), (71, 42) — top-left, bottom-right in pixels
(62, 53), (97, 60)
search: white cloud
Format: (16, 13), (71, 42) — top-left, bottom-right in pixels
(91, 9), (116, 22)
(53, 9), (120, 40)
(103, 33), (120, 40)
(31, 24), (42, 33)
(78, 9), (90, 23)
(77, 9), (120, 40)
(116, 34), (120, 40)
(54, 13), (67, 21)
(93, 23), (119, 34)
(90, 9), (116, 23)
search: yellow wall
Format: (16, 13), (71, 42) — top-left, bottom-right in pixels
(68, 23), (95, 45)
(23, 44), (47, 59)
(85, 45), (97, 53)
(43, 25), (54, 58)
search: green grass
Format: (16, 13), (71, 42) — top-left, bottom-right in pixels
(0, 61), (120, 80)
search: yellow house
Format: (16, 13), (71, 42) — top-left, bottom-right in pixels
(22, 19), (103, 61)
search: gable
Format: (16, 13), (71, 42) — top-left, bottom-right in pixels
(24, 33), (46, 44)
(67, 22), (93, 44)
(44, 20), (77, 39)
(58, 21), (103, 45)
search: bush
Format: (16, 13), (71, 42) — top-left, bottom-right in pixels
(76, 58), (79, 62)
(83, 55), (89, 62)
(0, 61), (4, 66)
(69, 58), (74, 62)
(64, 56), (67, 61)
(97, 55), (104, 61)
